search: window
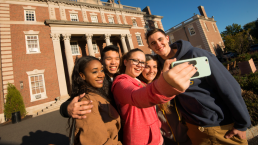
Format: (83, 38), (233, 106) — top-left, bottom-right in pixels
(70, 14), (78, 21)
(212, 23), (217, 32)
(25, 10), (35, 21)
(136, 34), (143, 46)
(92, 41), (99, 53)
(170, 35), (175, 44)
(25, 35), (40, 53)
(145, 21), (149, 29)
(27, 69), (47, 102)
(70, 42), (80, 55)
(188, 25), (196, 36)
(91, 15), (98, 23)
(211, 42), (217, 55)
(108, 17), (114, 24)
(154, 22), (158, 28)
(132, 19), (137, 27)
(204, 23), (209, 31)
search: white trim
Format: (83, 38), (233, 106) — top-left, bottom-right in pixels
(188, 25), (196, 36)
(23, 30), (39, 35)
(212, 23), (217, 32)
(69, 10), (78, 14)
(92, 40), (99, 53)
(132, 18), (137, 27)
(107, 16), (114, 24)
(90, 12), (98, 16)
(204, 22), (209, 32)
(25, 35), (41, 54)
(24, 10), (36, 22)
(107, 14), (114, 17)
(26, 69), (47, 102)
(23, 6), (36, 10)
(70, 13), (79, 22)
(154, 21), (158, 28)
(90, 15), (98, 23)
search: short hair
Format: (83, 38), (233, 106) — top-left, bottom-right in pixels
(100, 45), (120, 60)
(145, 28), (167, 45)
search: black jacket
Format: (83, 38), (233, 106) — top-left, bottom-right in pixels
(158, 40), (251, 131)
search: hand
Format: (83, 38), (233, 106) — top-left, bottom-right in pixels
(224, 128), (246, 140)
(162, 59), (197, 92)
(67, 93), (93, 119)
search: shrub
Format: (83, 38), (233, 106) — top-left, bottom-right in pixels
(233, 75), (249, 89)
(4, 83), (26, 120)
(236, 53), (251, 62)
(251, 52), (258, 61)
(242, 90), (258, 126)
(247, 72), (258, 94)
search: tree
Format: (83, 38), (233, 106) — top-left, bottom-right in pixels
(223, 29), (250, 54)
(243, 19), (258, 40)
(221, 23), (243, 40)
(4, 83), (26, 120)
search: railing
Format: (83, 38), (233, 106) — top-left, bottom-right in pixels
(166, 16), (196, 33)
(102, 2), (113, 7)
(123, 5), (137, 11)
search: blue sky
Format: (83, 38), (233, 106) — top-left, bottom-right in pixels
(119, 0), (258, 33)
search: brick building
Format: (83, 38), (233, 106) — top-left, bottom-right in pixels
(166, 6), (224, 56)
(0, 0), (164, 123)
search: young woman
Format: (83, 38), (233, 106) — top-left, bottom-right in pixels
(138, 54), (192, 145)
(111, 49), (196, 145)
(69, 56), (121, 145)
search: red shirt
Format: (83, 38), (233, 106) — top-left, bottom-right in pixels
(111, 74), (182, 145)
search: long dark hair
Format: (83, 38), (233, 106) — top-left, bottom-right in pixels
(137, 54), (161, 84)
(71, 56), (109, 101)
(118, 48), (144, 74)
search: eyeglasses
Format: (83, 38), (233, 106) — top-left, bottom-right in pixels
(129, 59), (146, 67)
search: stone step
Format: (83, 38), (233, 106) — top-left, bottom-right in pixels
(33, 98), (68, 117)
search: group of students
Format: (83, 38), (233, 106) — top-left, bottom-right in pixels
(60, 28), (251, 145)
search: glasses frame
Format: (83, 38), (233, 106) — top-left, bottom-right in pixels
(129, 59), (146, 67)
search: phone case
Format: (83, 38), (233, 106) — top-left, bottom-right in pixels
(171, 56), (211, 80)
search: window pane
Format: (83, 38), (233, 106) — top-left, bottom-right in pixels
(31, 76), (35, 81)
(32, 89), (36, 94)
(40, 87), (44, 92)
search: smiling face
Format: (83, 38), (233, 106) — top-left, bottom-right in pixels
(148, 32), (173, 59)
(124, 51), (145, 78)
(142, 60), (158, 84)
(102, 50), (120, 78)
(80, 60), (105, 88)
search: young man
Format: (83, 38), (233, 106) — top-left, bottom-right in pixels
(59, 45), (120, 119)
(147, 28), (251, 145)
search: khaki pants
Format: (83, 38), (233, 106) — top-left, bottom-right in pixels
(186, 122), (248, 145)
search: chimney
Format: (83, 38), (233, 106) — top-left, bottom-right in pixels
(142, 6), (152, 15)
(198, 6), (207, 17)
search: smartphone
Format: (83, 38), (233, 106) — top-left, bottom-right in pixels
(171, 56), (211, 79)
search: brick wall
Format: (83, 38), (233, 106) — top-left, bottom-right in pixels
(10, 24), (60, 108)
(130, 29), (150, 54)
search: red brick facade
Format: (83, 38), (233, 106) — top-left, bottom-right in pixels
(0, 1), (163, 120)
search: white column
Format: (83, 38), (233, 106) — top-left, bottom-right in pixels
(62, 33), (74, 83)
(100, 8), (106, 23)
(126, 34), (134, 50)
(50, 33), (68, 96)
(115, 10), (122, 24)
(104, 34), (111, 46)
(85, 33), (94, 56)
(121, 11), (127, 24)
(81, 6), (89, 22)
(120, 34), (128, 53)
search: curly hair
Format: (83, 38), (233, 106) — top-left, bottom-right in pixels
(70, 56), (109, 101)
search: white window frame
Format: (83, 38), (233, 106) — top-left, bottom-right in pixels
(188, 25), (196, 36)
(154, 21), (159, 28)
(135, 33), (143, 46)
(90, 13), (98, 23)
(132, 18), (138, 27)
(92, 41), (99, 53)
(25, 34), (41, 54)
(24, 10), (36, 21)
(70, 13), (79, 21)
(26, 69), (47, 102)
(145, 21), (150, 29)
(169, 34), (175, 44)
(107, 16), (114, 24)
(204, 23), (209, 32)
(70, 41), (80, 55)
(212, 23), (217, 32)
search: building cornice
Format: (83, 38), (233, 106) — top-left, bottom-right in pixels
(144, 14), (163, 19)
(36, 0), (146, 15)
(45, 19), (132, 28)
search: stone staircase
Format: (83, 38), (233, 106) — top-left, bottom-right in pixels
(33, 96), (69, 117)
